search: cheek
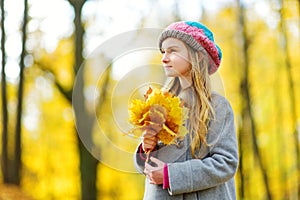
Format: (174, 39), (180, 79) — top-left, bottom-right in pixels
(177, 60), (192, 74)
(181, 66), (192, 76)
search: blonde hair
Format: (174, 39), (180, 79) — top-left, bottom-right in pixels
(165, 45), (215, 158)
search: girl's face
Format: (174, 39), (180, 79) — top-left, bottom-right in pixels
(161, 38), (192, 79)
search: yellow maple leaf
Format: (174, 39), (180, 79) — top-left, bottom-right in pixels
(128, 87), (188, 145)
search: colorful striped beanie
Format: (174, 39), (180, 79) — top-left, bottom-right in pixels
(158, 21), (222, 75)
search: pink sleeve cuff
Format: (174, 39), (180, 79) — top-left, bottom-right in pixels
(163, 163), (170, 189)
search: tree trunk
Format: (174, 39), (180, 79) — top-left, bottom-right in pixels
(237, 125), (245, 199)
(278, 0), (299, 197)
(1, 0), (9, 183)
(67, 1), (99, 199)
(11, 0), (28, 185)
(72, 59), (98, 200)
(236, 0), (272, 199)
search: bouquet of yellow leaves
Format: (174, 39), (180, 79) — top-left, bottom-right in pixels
(128, 87), (188, 146)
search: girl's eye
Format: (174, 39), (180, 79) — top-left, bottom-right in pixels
(169, 49), (176, 53)
(160, 48), (177, 54)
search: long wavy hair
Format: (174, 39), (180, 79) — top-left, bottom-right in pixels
(164, 44), (215, 158)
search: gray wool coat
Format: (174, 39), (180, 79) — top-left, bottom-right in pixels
(134, 93), (239, 200)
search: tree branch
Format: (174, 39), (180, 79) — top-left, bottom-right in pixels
(34, 61), (72, 102)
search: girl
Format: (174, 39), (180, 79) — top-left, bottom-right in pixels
(134, 21), (238, 200)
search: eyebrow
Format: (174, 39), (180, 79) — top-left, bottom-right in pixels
(162, 44), (180, 49)
(160, 45), (180, 51)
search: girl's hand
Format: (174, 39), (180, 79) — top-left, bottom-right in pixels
(144, 157), (165, 185)
(142, 129), (158, 152)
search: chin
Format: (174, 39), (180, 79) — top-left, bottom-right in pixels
(164, 70), (177, 77)
(164, 73), (177, 77)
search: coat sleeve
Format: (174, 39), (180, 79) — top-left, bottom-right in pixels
(133, 143), (159, 174)
(133, 144), (147, 174)
(167, 97), (238, 195)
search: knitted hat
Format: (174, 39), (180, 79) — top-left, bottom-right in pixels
(158, 21), (222, 75)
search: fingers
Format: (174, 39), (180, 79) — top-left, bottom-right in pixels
(142, 129), (157, 138)
(147, 123), (163, 133)
(144, 161), (153, 172)
(144, 163), (153, 181)
(142, 129), (158, 152)
(149, 157), (164, 167)
(144, 158), (164, 185)
(142, 138), (157, 152)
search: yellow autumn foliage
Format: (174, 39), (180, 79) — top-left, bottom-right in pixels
(128, 87), (188, 145)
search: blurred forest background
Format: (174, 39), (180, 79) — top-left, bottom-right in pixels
(0, 0), (299, 199)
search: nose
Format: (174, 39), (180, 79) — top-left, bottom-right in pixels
(161, 53), (169, 63)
